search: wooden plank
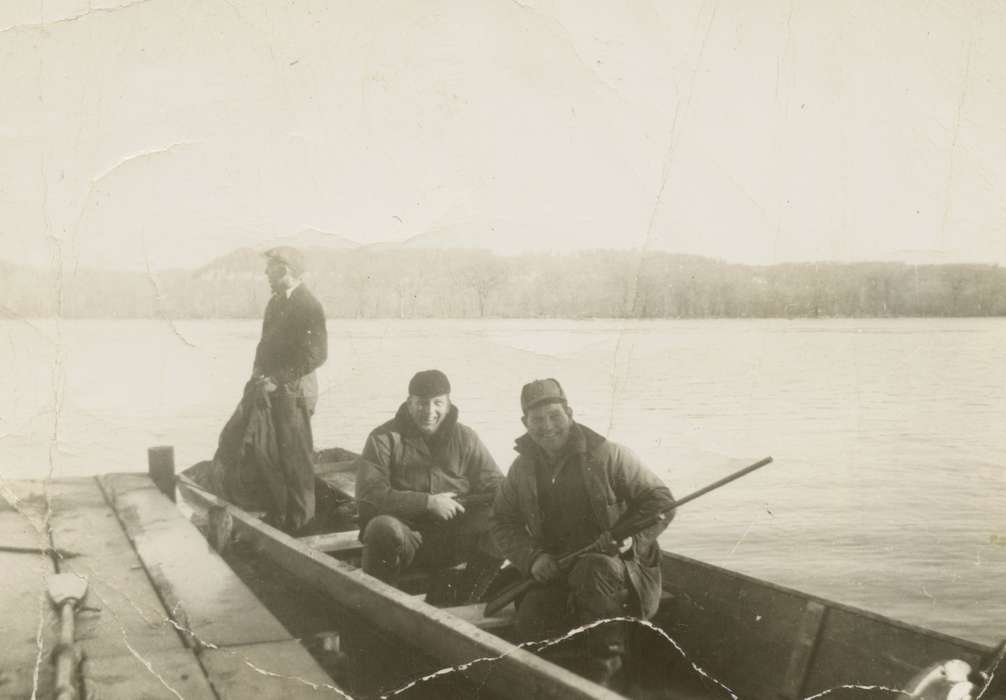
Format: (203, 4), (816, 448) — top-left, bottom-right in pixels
(0, 481), (59, 699)
(662, 551), (991, 656)
(0, 662), (55, 700)
(45, 478), (187, 661)
(87, 475), (339, 697)
(180, 478), (624, 700)
(0, 509), (49, 549)
(81, 648), (217, 699)
(659, 553), (811, 699)
(199, 640), (340, 698)
(0, 479), (50, 529)
(0, 551), (57, 700)
(440, 602), (516, 632)
(802, 605), (989, 698)
(779, 600), (826, 700)
(659, 552), (992, 700)
(0, 483), (58, 697)
(100, 473), (293, 649)
(298, 529), (362, 554)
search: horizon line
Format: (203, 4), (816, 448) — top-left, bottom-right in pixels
(1, 248), (1002, 275)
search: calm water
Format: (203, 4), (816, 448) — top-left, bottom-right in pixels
(2, 317), (1004, 644)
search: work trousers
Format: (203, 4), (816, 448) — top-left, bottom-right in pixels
(266, 389), (315, 532)
(514, 553), (635, 660)
(361, 507), (493, 584)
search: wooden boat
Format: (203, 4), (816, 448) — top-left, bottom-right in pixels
(177, 457), (1004, 700)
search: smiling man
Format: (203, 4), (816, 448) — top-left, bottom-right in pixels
(356, 370), (504, 584)
(490, 378), (675, 688)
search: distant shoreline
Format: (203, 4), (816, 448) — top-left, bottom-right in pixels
(3, 249), (1005, 319)
(4, 315), (1006, 322)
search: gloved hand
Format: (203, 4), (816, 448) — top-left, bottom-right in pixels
(249, 376), (275, 406)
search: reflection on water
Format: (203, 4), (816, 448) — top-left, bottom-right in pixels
(1, 317), (1004, 643)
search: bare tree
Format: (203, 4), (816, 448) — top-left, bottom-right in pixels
(462, 254), (507, 317)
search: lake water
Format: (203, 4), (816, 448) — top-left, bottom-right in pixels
(2, 317), (1004, 645)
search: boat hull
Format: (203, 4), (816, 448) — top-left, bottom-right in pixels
(177, 469), (1001, 700)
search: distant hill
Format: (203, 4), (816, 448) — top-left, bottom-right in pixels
(265, 228), (360, 251)
(193, 248), (263, 281)
(368, 222), (504, 251)
(1, 248), (1005, 319)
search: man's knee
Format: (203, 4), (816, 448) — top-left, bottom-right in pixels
(568, 553), (630, 616)
(361, 516), (416, 581)
(362, 515), (409, 549)
(570, 554), (625, 593)
(515, 585), (568, 643)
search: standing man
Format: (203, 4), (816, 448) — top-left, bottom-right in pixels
(252, 246), (327, 533)
(357, 370), (503, 584)
(490, 379), (675, 687)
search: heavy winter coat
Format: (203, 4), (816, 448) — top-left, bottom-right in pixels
(490, 423), (674, 619)
(357, 404), (503, 531)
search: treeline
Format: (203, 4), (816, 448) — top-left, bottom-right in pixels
(3, 249), (1006, 319)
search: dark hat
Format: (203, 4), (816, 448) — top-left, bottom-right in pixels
(520, 378), (567, 414)
(408, 369), (451, 398)
(264, 246), (305, 277)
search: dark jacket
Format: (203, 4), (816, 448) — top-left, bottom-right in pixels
(357, 403), (504, 531)
(253, 284), (327, 407)
(490, 423), (674, 619)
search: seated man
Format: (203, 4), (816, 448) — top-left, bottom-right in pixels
(490, 378), (675, 686)
(357, 370), (504, 585)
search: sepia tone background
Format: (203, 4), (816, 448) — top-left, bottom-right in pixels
(1, 0), (1004, 669)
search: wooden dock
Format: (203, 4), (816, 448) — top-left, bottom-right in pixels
(0, 474), (339, 699)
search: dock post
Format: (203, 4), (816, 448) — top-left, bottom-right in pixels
(148, 446), (176, 502)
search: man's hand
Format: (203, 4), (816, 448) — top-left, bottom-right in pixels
(249, 375), (276, 406)
(427, 492), (465, 521)
(530, 553), (560, 583)
(252, 374), (278, 392)
(592, 530), (632, 557)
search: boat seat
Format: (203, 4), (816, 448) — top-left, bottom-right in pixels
(298, 529), (362, 554)
(441, 602), (517, 632)
(442, 590), (675, 633)
(297, 530), (675, 621)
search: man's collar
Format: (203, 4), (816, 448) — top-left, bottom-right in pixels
(393, 402), (460, 442)
(272, 280), (302, 300)
(283, 280), (302, 299)
(515, 422), (587, 460)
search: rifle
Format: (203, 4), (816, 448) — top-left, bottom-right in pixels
(456, 492), (496, 508)
(483, 456), (773, 617)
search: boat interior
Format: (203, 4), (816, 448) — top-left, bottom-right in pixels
(177, 458), (1004, 700)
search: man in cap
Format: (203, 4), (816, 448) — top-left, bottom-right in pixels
(490, 378), (675, 686)
(356, 370), (504, 584)
(251, 246), (327, 532)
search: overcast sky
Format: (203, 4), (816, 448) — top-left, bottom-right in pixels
(1, 0), (1004, 271)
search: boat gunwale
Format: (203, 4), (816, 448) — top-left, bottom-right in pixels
(658, 549), (996, 656)
(178, 473), (1001, 700)
(177, 476), (625, 700)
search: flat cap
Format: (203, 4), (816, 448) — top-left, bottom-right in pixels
(520, 378), (567, 414)
(264, 246), (305, 277)
(408, 369), (451, 398)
